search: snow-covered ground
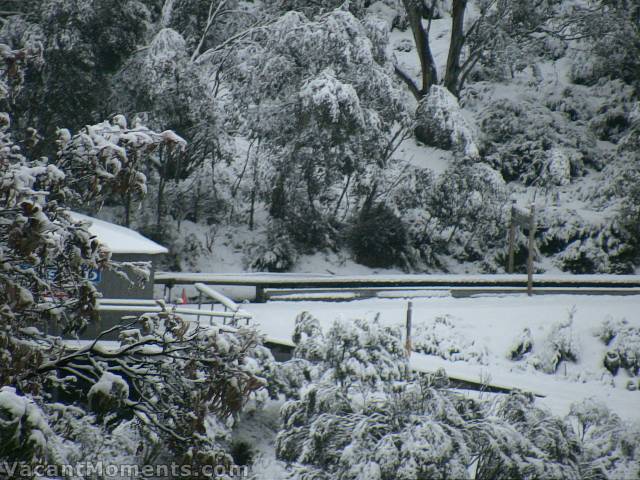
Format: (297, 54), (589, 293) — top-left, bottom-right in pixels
(238, 293), (640, 420)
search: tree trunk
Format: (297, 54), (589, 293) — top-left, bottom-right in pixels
(507, 200), (516, 273)
(527, 203), (536, 296)
(124, 191), (131, 228)
(444, 0), (467, 96)
(401, 0), (438, 97)
(156, 147), (168, 232)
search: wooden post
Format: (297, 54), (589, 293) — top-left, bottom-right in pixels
(507, 200), (516, 274)
(527, 203), (536, 296)
(255, 285), (266, 303)
(405, 301), (413, 357)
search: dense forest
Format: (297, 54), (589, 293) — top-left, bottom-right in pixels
(1, 1), (640, 479)
(2, 0), (639, 275)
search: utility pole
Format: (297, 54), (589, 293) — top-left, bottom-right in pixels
(507, 200), (516, 273)
(527, 203), (536, 296)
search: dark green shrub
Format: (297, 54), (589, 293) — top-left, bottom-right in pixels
(349, 203), (408, 268)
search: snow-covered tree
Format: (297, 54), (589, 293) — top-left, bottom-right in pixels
(397, 0), (561, 99)
(224, 9), (408, 248)
(0, 49), (276, 474)
(1, 0), (152, 149)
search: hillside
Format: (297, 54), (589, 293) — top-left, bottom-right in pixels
(2, 0), (638, 276)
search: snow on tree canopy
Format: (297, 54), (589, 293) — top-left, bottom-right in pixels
(148, 28), (187, 68)
(88, 371), (130, 414)
(70, 212), (168, 254)
(0, 386), (52, 458)
(300, 69), (364, 125)
(415, 85), (480, 159)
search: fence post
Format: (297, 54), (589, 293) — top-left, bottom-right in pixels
(405, 301), (413, 357)
(255, 285), (266, 303)
(507, 200), (516, 274)
(197, 290), (202, 323)
(527, 203), (536, 296)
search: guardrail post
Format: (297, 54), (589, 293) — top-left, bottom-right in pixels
(255, 286), (266, 303)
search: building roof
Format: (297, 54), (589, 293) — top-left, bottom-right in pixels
(70, 212), (169, 255)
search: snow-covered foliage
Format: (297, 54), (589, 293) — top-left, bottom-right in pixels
(244, 220), (298, 272)
(507, 328), (533, 361)
(567, 2), (640, 88)
(395, 161), (507, 269)
(415, 85), (479, 158)
(275, 313), (603, 479)
(57, 115), (186, 223)
(348, 202), (410, 269)
(224, 8), (407, 249)
(412, 314), (488, 364)
(477, 91), (595, 184)
(0, 48), (278, 475)
(595, 317), (640, 378)
(0, 386), (53, 462)
(528, 312), (580, 374)
(568, 398), (640, 479)
(0, 0), (638, 274)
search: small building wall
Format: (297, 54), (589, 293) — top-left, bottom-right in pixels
(98, 252), (157, 299)
(81, 253), (163, 339)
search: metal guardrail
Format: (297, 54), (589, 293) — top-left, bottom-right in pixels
(155, 273), (640, 302)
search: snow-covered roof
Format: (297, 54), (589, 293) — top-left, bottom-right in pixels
(70, 212), (168, 255)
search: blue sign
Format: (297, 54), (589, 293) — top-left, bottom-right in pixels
(85, 268), (102, 283)
(19, 263), (102, 284)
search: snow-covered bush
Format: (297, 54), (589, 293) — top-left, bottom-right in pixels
(472, 391), (580, 479)
(245, 220), (298, 272)
(528, 313), (580, 374)
(595, 318), (640, 377)
(392, 166), (440, 268)
(277, 313), (583, 479)
(507, 328), (533, 361)
(479, 94), (597, 184)
(348, 203), (409, 269)
(594, 316), (626, 346)
(393, 161), (507, 269)
(568, 398), (640, 479)
(537, 204), (637, 274)
(429, 162), (507, 265)
(412, 315), (488, 364)
(45, 403), (143, 475)
(414, 85), (479, 158)
(277, 319), (472, 478)
(87, 372), (130, 416)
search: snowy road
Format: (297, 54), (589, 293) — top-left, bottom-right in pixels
(241, 293), (640, 420)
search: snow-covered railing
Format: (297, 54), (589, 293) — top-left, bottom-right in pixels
(193, 282), (252, 326)
(98, 298), (158, 306)
(97, 298), (252, 326)
(155, 273), (640, 302)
